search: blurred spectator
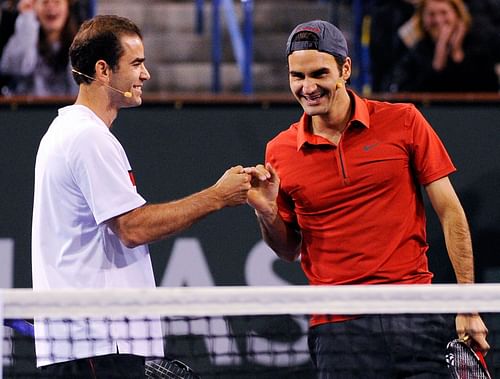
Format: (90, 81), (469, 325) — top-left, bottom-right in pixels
(369, 0), (420, 92)
(387, 0), (499, 92)
(0, 1), (17, 55)
(465, 0), (500, 64)
(0, 1), (18, 92)
(0, 0), (79, 96)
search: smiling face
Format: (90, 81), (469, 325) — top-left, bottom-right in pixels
(421, 0), (460, 41)
(288, 49), (350, 117)
(109, 34), (150, 108)
(34, 0), (69, 36)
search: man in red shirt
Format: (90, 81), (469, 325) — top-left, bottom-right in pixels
(245, 19), (488, 378)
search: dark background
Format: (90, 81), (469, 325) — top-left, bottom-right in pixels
(1, 100), (498, 287)
(0, 98), (499, 377)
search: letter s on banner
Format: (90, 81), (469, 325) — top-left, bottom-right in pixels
(245, 240), (309, 366)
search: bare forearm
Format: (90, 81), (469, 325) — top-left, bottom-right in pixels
(426, 178), (475, 284)
(109, 165), (251, 247)
(432, 46), (448, 71)
(442, 207), (475, 284)
(111, 186), (224, 247)
(255, 209), (301, 262)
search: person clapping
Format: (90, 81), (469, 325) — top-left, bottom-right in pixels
(387, 0), (499, 92)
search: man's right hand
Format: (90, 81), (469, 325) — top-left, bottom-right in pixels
(212, 165), (252, 207)
(456, 313), (490, 356)
(244, 163), (280, 217)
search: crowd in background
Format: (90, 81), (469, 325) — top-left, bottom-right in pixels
(0, 0), (499, 96)
(369, 0), (500, 93)
(0, 0), (90, 96)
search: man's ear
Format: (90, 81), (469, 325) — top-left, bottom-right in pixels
(94, 60), (110, 82)
(342, 57), (352, 81)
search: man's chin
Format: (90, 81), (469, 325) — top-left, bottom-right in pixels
(121, 99), (142, 108)
(301, 103), (326, 116)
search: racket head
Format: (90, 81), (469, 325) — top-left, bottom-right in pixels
(145, 359), (200, 379)
(446, 338), (491, 379)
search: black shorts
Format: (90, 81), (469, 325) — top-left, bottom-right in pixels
(308, 314), (455, 379)
(39, 353), (145, 379)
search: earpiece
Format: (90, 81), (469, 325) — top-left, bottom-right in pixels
(71, 69), (132, 98)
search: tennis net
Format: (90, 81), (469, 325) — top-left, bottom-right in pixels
(2, 284), (500, 378)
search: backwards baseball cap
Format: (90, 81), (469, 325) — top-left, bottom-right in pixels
(286, 19), (348, 59)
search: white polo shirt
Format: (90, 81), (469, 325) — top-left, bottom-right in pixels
(32, 105), (164, 366)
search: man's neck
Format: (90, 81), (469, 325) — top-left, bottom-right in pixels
(311, 90), (353, 142)
(74, 87), (117, 128)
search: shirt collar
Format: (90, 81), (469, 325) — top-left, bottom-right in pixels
(59, 104), (109, 130)
(296, 89), (370, 150)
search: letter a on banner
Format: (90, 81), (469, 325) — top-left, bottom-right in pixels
(160, 238), (241, 365)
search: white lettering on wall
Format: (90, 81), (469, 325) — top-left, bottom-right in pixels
(244, 240), (309, 366)
(160, 238), (241, 365)
(1, 238), (15, 369)
(0, 239), (14, 289)
(161, 238), (213, 287)
(159, 238), (309, 367)
(245, 240), (288, 286)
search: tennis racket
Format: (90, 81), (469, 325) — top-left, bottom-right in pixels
(145, 359), (201, 379)
(446, 336), (491, 379)
(4, 319), (200, 379)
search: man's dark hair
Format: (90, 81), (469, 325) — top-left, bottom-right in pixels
(69, 15), (142, 85)
(289, 31), (346, 76)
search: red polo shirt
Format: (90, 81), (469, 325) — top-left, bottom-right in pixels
(266, 91), (456, 325)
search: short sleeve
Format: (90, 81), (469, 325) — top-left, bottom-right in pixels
(68, 126), (146, 225)
(408, 105), (456, 185)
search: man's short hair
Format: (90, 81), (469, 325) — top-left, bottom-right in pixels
(69, 15), (142, 84)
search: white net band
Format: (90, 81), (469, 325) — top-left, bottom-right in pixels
(2, 284), (500, 378)
(3, 283), (500, 318)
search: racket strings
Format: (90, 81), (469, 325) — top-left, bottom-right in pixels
(446, 340), (491, 379)
(145, 359), (199, 379)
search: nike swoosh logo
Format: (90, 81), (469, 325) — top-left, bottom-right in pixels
(363, 143), (379, 151)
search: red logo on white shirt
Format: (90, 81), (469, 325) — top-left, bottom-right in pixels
(128, 170), (136, 186)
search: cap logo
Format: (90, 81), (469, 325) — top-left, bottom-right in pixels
(297, 26), (321, 34)
(286, 20), (348, 59)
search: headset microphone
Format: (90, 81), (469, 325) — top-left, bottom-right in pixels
(71, 68), (132, 98)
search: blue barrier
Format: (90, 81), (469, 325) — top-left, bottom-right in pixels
(211, 0), (222, 93)
(242, 0), (254, 94)
(351, 0), (372, 94)
(211, 0), (253, 93)
(88, 0), (96, 18)
(195, 0), (205, 34)
(92, 0), (366, 95)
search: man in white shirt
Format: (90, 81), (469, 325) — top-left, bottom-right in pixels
(32, 14), (253, 378)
